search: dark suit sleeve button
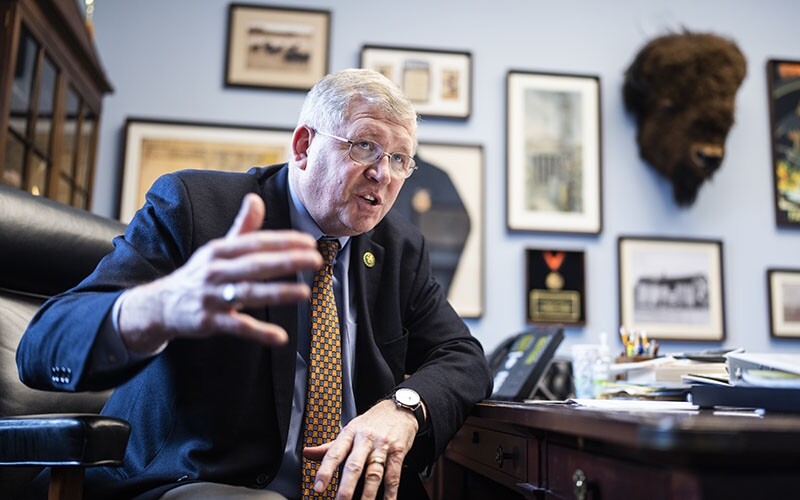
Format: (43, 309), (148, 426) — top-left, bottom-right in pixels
(255, 473), (269, 486)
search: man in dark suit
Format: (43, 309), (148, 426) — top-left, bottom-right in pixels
(17, 69), (492, 499)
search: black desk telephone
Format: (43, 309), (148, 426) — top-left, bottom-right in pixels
(488, 325), (564, 401)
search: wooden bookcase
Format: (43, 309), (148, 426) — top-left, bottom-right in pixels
(0, 0), (112, 210)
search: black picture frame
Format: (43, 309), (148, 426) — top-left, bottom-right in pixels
(525, 248), (586, 325)
(618, 236), (725, 341)
(360, 44), (472, 120)
(506, 70), (602, 234)
(767, 59), (800, 227)
(224, 3), (331, 91)
(767, 268), (800, 338)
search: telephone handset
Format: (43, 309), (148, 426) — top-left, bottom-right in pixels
(488, 325), (564, 401)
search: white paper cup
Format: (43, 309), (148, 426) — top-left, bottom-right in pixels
(571, 344), (601, 399)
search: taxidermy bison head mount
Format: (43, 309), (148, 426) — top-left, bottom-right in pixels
(623, 31), (747, 206)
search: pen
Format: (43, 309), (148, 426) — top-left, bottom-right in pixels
(619, 325), (633, 357)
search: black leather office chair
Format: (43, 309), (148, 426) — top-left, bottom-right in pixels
(0, 185), (131, 500)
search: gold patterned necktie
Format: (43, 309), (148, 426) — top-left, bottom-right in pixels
(301, 238), (342, 499)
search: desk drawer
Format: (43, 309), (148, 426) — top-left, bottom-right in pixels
(446, 423), (531, 484)
(547, 444), (669, 500)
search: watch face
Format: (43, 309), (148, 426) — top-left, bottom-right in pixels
(396, 388), (420, 406)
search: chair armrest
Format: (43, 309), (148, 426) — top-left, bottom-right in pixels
(0, 414), (130, 466)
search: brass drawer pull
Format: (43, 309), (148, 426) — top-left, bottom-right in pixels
(495, 445), (515, 468)
(573, 468), (587, 500)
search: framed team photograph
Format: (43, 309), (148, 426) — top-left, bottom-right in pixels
(767, 59), (800, 228)
(360, 45), (472, 119)
(618, 236), (725, 341)
(224, 4), (330, 91)
(526, 248), (586, 325)
(767, 268), (800, 338)
(118, 118), (293, 222)
(395, 142), (484, 317)
(506, 70), (602, 234)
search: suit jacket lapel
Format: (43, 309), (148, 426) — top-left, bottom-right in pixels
(256, 165), (297, 448)
(349, 233), (391, 414)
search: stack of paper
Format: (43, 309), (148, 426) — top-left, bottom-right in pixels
(612, 356), (728, 384)
(654, 359), (728, 383)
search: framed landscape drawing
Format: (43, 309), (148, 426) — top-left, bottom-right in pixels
(118, 118), (292, 222)
(360, 45), (472, 119)
(394, 142), (483, 317)
(767, 269), (800, 338)
(767, 59), (800, 227)
(225, 4), (330, 90)
(618, 236), (725, 341)
(506, 70), (602, 234)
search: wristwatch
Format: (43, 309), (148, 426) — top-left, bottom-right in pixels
(389, 388), (426, 432)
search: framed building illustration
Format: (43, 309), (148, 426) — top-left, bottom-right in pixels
(506, 70), (602, 234)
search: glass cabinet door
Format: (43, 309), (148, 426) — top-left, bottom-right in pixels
(1, 1), (110, 211)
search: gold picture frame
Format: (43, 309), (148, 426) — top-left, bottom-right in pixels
(118, 118), (292, 222)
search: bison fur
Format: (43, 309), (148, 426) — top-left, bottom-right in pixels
(623, 31), (747, 206)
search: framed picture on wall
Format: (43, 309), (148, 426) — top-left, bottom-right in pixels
(118, 118), (293, 222)
(360, 45), (472, 119)
(618, 236), (725, 341)
(224, 4), (330, 91)
(767, 59), (800, 228)
(506, 70), (602, 234)
(394, 142), (484, 317)
(526, 248), (586, 325)
(767, 269), (800, 338)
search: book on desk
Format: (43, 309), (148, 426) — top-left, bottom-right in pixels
(688, 352), (800, 413)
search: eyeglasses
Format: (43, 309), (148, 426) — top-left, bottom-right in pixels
(312, 128), (417, 179)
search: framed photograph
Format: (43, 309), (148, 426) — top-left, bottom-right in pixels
(767, 269), (800, 338)
(767, 60), (800, 227)
(360, 45), (472, 119)
(506, 70), (602, 234)
(118, 118), (293, 222)
(618, 236), (725, 341)
(526, 248), (586, 325)
(393, 143), (483, 317)
(224, 4), (330, 91)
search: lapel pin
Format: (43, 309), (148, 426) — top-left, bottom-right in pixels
(363, 251), (376, 268)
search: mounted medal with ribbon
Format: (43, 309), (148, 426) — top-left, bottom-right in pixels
(526, 248), (586, 325)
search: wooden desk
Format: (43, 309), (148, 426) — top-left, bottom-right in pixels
(431, 400), (800, 499)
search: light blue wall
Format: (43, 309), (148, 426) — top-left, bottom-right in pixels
(90, 0), (799, 358)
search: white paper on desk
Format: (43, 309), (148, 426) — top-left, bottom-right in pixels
(568, 399), (699, 411)
(609, 356), (675, 374)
